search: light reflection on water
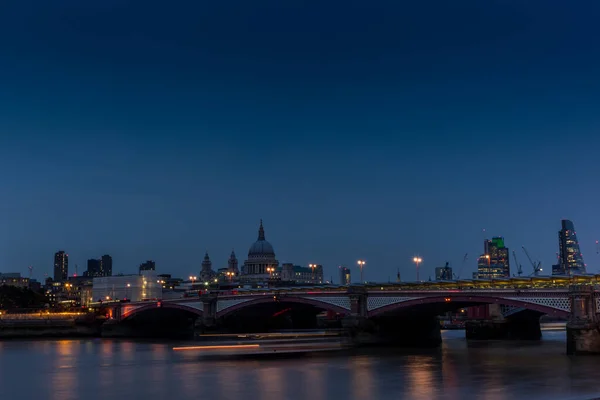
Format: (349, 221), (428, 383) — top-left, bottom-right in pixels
(0, 330), (599, 400)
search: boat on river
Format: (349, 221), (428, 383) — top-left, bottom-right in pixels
(173, 331), (351, 357)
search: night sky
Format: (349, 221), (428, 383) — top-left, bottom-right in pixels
(1, 1), (600, 282)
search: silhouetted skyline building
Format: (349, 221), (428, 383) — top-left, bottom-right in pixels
(552, 219), (586, 275)
(139, 260), (156, 273)
(84, 259), (100, 277)
(84, 255), (112, 277)
(241, 220), (279, 283)
(476, 237), (510, 279)
(435, 262), (453, 281)
(100, 255), (112, 277)
(53, 250), (68, 282)
(339, 266), (351, 285)
(199, 252), (215, 282)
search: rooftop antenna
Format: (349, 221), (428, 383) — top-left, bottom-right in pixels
(28, 265), (33, 279)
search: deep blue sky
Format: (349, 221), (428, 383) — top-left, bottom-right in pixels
(1, 1), (600, 282)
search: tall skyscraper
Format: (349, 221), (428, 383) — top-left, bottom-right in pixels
(100, 255), (113, 277)
(476, 237), (510, 279)
(339, 266), (351, 285)
(553, 219), (586, 275)
(53, 251), (69, 282)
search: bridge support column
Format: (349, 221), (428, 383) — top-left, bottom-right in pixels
(197, 294), (218, 332)
(465, 307), (541, 341)
(344, 315), (441, 348)
(566, 286), (600, 355)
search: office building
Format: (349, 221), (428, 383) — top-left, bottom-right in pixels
(54, 251), (69, 282)
(139, 260), (156, 273)
(0, 273), (30, 288)
(84, 259), (101, 277)
(339, 266), (351, 285)
(100, 255), (113, 277)
(280, 263), (323, 284)
(84, 255), (113, 277)
(476, 237), (510, 279)
(552, 219), (586, 275)
(435, 262), (453, 281)
(91, 271), (161, 303)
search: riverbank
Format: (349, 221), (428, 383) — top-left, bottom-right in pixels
(0, 314), (104, 339)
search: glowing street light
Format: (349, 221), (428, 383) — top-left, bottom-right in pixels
(357, 260), (366, 283)
(413, 257), (422, 281)
(266, 267), (275, 278)
(309, 264), (317, 282)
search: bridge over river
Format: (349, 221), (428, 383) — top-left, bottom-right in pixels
(103, 275), (600, 355)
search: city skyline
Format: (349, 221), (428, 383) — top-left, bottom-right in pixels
(6, 218), (597, 283)
(1, 2), (600, 281)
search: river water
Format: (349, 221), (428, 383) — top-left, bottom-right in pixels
(0, 329), (599, 400)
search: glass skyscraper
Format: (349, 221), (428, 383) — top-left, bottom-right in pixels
(476, 236), (510, 279)
(552, 219), (586, 275)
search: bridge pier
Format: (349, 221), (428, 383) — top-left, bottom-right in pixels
(566, 286), (600, 355)
(343, 315), (441, 348)
(465, 307), (542, 341)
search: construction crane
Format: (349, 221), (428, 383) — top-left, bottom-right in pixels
(512, 251), (523, 277)
(522, 246), (542, 276)
(455, 253), (468, 279)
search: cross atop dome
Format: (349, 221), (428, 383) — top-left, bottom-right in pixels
(258, 219), (265, 241)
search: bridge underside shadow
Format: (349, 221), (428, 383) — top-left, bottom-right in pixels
(218, 301), (340, 333)
(358, 301), (546, 348)
(103, 308), (199, 339)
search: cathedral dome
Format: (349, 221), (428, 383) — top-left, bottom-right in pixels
(248, 220), (275, 257)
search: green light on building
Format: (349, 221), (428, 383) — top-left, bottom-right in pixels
(491, 237), (505, 249)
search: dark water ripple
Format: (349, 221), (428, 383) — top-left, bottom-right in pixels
(0, 330), (598, 400)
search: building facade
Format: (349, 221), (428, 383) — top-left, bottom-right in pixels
(552, 219), (586, 275)
(241, 220), (279, 283)
(139, 260), (156, 273)
(339, 266), (351, 285)
(476, 237), (510, 279)
(54, 250), (69, 282)
(100, 255), (113, 277)
(280, 263), (324, 284)
(435, 262), (453, 281)
(91, 271), (161, 303)
(0, 273), (30, 288)
(84, 255), (113, 278)
(200, 252), (215, 282)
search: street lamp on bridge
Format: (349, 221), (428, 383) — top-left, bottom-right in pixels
(309, 264), (316, 282)
(413, 257), (422, 281)
(357, 260), (366, 283)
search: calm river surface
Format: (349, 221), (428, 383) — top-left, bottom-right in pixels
(1, 329), (599, 400)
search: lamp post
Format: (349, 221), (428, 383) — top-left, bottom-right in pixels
(413, 257), (422, 281)
(309, 264), (316, 283)
(266, 267), (274, 279)
(226, 271), (234, 283)
(357, 260), (366, 283)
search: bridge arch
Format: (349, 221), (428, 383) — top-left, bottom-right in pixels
(368, 294), (570, 318)
(217, 296), (350, 318)
(121, 301), (203, 321)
